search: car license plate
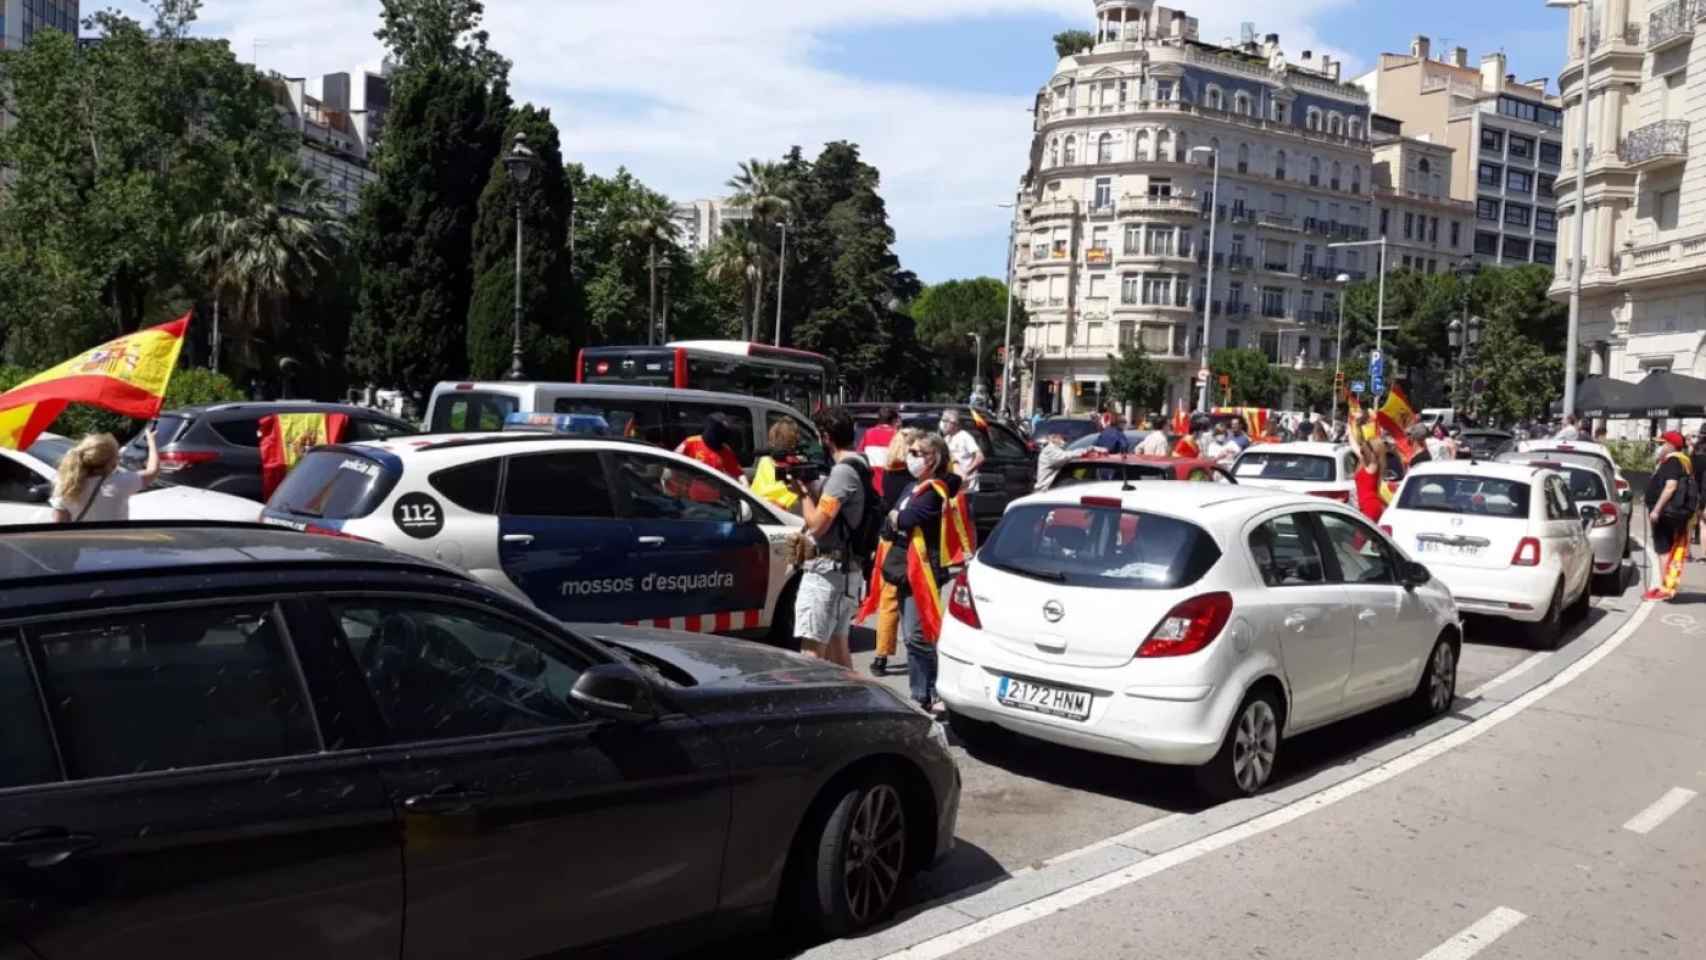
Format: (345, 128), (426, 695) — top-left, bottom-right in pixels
(996, 677), (1092, 721)
(1417, 538), (1482, 558)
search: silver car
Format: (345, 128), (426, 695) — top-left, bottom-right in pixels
(1497, 451), (1628, 588)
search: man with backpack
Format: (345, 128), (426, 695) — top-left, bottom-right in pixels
(787, 407), (879, 666)
(1644, 430), (1696, 602)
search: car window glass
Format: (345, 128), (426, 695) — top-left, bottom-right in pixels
(334, 601), (588, 743)
(502, 452), (614, 519)
(432, 393), (518, 433)
(0, 632), (59, 788)
(211, 417), (262, 447)
(764, 410), (826, 462)
(988, 424), (1029, 460)
(1053, 462), (1168, 488)
(1396, 474), (1531, 519)
(30, 604), (317, 779)
(611, 452), (741, 523)
(1249, 514), (1326, 586)
(430, 459), (502, 514)
(1547, 477), (1573, 519)
(1317, 513), (1397, 585)
(555, 398), (668, 445)
(665, 403), (755, 465)
(982, 504), (1221, 590)
(0, 455), (46, 504)
(350, 418), (412, 441)
(1563, 468), (1606, 502)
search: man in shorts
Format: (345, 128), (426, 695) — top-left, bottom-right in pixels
(788, 407), (867, 666)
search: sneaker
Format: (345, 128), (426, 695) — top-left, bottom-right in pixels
(870, 656), (888, 676)
(1643, 588), (1673, 602)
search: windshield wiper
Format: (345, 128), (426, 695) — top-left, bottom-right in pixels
(990, 559), (1067, 583)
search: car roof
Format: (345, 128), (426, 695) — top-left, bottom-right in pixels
(1459, 428), (1514, 437)
(1404, 460), (1548, 483)
(343, 433), (657, 461)
(0, 522), (457, 588)
(1518, 439), (1613, 459)
(1016, 479), (1298, 513)
(1238, 442), (1350, 456)
(162, 400), (411, 423)
(1064, 453), (1210, 467)
(432, 381), (811, 414)
(1495, 451), (1614, 477)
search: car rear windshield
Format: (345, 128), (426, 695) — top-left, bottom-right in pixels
(267, 450), (399, 519)
(1397, 474), (1531, 519)
(981, 503), (1221, 590)
(1052, 462), (1171, 488)
(1233, 452), (1335, 482)
(1037, 418), (1100, 442)
(1561, 467), (1607, 501)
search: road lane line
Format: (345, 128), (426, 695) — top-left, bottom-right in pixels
(1463, 651), (1547, 699)
(1622, 787), (1698, 835)
(871, 600), (1655, 960)
(1417, 907), (1527, 960)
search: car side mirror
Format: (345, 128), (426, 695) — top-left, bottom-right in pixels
(1401, 560), (1431, 590)
(738, 499), (755, 524)
(1619, 488), (1634, 504)
(570, 664), (658, 723)
(1578, 504), (1598, 528)
(24, 483), (50, 505)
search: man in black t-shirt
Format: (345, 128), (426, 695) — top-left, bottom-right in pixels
(1645, 431), (1694, 601)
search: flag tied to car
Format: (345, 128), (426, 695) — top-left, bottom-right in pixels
(0, 315), (190, 450)
(259, 413), (349, 500)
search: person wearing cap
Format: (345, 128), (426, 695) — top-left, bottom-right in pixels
(1644, 430), (1696, 601)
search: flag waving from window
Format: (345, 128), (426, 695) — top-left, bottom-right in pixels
(259, 413), (350, 500)
(0, 315), (190, 450)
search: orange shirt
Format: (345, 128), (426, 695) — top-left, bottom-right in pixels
(677, 436), (743, 480)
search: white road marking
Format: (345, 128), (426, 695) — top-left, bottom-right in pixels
(1038, 813), (1185, 867)
(874, 600), (1655, 960)
(1622, 787), (1699, 835)
(1463, 651), (1547, 699)
(1417, 907), (1528, 960)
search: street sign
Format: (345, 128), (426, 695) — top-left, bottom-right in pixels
(1351, 380), (1367, 395)
(1371, 374), (1386, 397)
(1369, 349), (1386, 383)
(1197, 367), (1210, 381)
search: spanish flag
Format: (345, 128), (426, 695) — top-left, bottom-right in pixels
(1170, 407), (1191, 438)
(0, 315), (190, 450)
(1172, 434), (1200, 458)
(1376, 382), (1416, 461)
(969, 408), (990, 431)
(259, 413), (350, 499)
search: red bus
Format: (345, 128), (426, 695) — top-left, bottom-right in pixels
(576, 340), (838, 413)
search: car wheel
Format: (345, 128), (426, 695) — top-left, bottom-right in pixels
(766, 575), (801, 651)
(1593, 569), (1623, 595)
(1527, 581), (1565, 650)
(1567, 573), (1591, 621)
(802, 774), (909, 937)
(1409, 634), (1457, 719)
(1197, 688), (1281, 801)
(945, 708), (1001, 750)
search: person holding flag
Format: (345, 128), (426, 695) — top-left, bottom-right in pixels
(880, 432), (971, 712)
(0, 315), (191, 453)
(51, 430), (158, 523)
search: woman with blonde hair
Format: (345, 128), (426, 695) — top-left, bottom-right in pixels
(51, 429), (157, 523)
(749, 417), (805, 513)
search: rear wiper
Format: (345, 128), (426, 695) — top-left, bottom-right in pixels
(990, 559), (1066, 582)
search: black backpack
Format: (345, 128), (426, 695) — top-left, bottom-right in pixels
(834, 456), (885, 566)
(1665, 462), (1699, 521)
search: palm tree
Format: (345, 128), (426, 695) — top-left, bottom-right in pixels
(705, 230), (760, 341)
(619, 195), (681, 344)
(186, 207), (241, 371)
(726, 159), (793, 341)
(189, 161), (348, 375)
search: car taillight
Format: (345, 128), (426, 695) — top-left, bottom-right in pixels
(1595, 502), (1619, 527)
(1379, 524), (1393, 537)
(157, 450), (218, 472)
(947, 571), (980, 628)
(304, 523), (374, 544)
(1310, 489), (1351, 502)
(1511, 537), (1542, 567)
(1615, 478), (1630, 493)
(1138, 592), (1232, 658)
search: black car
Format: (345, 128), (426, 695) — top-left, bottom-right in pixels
(1456, 428), (1517, 461)
(1032, 416), (1102, 444)
(121, 402), (418, 502)
(847, 403), (1035, 529)
(0, 524), (959, 958)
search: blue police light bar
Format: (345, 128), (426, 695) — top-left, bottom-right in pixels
(503, 412), (611, 436)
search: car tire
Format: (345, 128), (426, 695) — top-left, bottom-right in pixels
(1409, 634), (1457, 720)
(945, 708), (1002, 750)
(800, 773), (910, 938)
(1196, 688), (1282, 802)
(1567, 573), (1592, 621)
(1527, 581), (1565, 650)
(767, 575), (801, 651)
(1593, 569), (1622, 595)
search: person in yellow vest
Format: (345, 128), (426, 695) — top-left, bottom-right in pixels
(880, 432), (971, 711)
(749, 417), (805, 514)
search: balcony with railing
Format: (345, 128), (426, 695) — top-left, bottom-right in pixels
(1649, 0), (1697, 50)
(1119, 194), (1200, 217)
(1226, 254), (1255, 272)
(1619, 119), (1689, 170)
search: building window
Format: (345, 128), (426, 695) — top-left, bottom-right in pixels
(1402, 254), (1414, 270)
(1429, 217), (1439, 243)
(1302, 244), (1317, 271)
(1450, 221), (1461, 247)
(1121, 274), (1140, 304)
(1307, 108), (1322, 131)
(1259, 331), (1281, 361)
(1481, 127), (1504, 153)
(1205, 85), (1223, 110)
(1228, 281), (1244, 307)
(1094, 177), (1112, 211)
(1478, 162), (1502, 187)
(1403, 212), (1415, 239)
(1506, 169), (1533, 194)
(1064, 137), (1077, 164)
(1260, 287), (1286, 318)
(1351, 166), (1361, 194)
(1146, 225), (1175, 256)
(1537, 174), (1555, 199)
(1226, 328), (1241, 349)
(1535, 208), (1556, 233)
(1508, 135), (1534, 161)
(1234, 92), (1252, 116)
(1274, 150), (1286, 180)
(1504, 203), (1531, 227)
(1379, 208), (1390, 234)
(1149, 177), (1173, 197)
(1474, 231), (1499, 255)
(1477, 198), (1501, 222)
(1272, 101), (1288, 124)
(1318, 337), (1335, 362)
(1049, 139), (1060, 167)
(1156, 80), (1176, 102)
(1328, 113), (1344, 136)
(1539, 141), (1562, 166)
(1658, 189), (1682, 231)
(1501, 236), (1531, 261)
(1237, 143), (1250, 173)
(1348, 117), (1362, 140)
(1533, 242), (1556, 264)
(1124, 224), (1143, 254)
(1097, 133), (1115, 164)
(1309, 156), (1321, 186)
(1143, 275), (1172, 305)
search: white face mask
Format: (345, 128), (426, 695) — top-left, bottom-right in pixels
(906, 454), (929, 478)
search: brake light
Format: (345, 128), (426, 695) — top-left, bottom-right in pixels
(1379, 525), (1393, 536)
(157, 450), (218, 472)
(304, 523), (374, 544)
(454, 383), (475, 391)
(1511, 537), (1542, 566)
(1596, 502), (1619, 527)
(1080, 495), (1123, 509)
(947, 571), (981, 628)
(1138, 592), (1232, 658)
(1615, 477), (1630, 493)
(1310, 489), (1351, 502)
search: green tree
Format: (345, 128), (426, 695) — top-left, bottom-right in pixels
(466, 106), (575, 380)
(725, 159), (794, 341)
(1053, 30), (1095, 58)
(1339, 268), (1465, 400)
(1471, 264), (1566, 353)
(1211, 347), (1288, 407)
(1470, 316), (1563, 425)
(704, 231), (760, 337)
(567, 165), (688, 345)
(350, 0), (510, 391)
(619, 193), (683, 344)
(1106, 344), (1168, 416)
(910, 278), (1025, 400)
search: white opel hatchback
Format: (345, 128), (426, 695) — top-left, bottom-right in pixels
(1229, 442), (1358, 504)
(936, 483), (1460, 799)
(1382, 460), (1595, 648)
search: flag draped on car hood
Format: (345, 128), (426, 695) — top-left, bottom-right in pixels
(0, 315), (189, 450)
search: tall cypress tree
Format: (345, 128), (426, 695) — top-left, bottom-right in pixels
(349, 0), (511, 392)
(465, 105), (575, 380)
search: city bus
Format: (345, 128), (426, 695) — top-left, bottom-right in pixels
(576, 341), (838, 413)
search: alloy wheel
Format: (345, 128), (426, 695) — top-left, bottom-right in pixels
(1232, 700), (1278, 793)
(842, 784), (906, 925)
(1428, 643), (1456, 714)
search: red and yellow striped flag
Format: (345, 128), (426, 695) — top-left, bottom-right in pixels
(259, 413), (350, 500)
(0, 315), (190, 450)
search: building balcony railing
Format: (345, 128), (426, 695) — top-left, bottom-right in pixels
(1086, 247), (1113, 265)
(1619, 119), (1689, 170)
(1226, 254), (1255, 272)
(1119, 194), (1200, 216)
(1257, 212), (1298, 231)
(1648, 0), (1697, 50)
(1621, 232), (1706, 274)
(1028, 199), (1077, 220)
(1263, 260), (1292, 274)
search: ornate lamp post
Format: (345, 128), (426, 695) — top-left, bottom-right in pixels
(1450, 257), (1483, 408)
(502, 132), (537, 381)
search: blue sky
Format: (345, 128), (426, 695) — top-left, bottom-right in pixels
(113, 0), (1570, 284)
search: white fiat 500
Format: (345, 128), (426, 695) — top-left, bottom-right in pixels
(1382, 460), (1595, 648)
(936, 483), (1460, 799)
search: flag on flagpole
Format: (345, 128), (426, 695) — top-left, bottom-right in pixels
(0, 315), (191, 450)
(1376, 382), (1417, 461)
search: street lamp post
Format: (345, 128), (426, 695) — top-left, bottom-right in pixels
(775, 222), (789, 346)
(1451, 257), (1482, 409)
(998, 197), (1020, 415)
(1327, 236), (1391, 398)
(1331, 272), (1351, 425)
(501, 132), (537, 381)
(968, 332), (985, 405)
(1188, 145), (1219, 413)
(659, 259), (674, 343)
(1547, 0), (1591, 421)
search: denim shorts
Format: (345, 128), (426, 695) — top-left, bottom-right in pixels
(794, 558), (862, 643)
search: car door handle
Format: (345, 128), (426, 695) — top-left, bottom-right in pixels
(637, 535), (667, 546)
(402, 786), (489, 815)
(1283, 614), (1315, 630)
(501, 534), (535, 545)
(1357, 609), (1379, 623)
(0, 828), (98, 868)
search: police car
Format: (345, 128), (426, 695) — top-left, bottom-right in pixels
(259, 424), (807, 640)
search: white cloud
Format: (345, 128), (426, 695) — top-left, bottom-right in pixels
(111, 0), (1356, 280)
